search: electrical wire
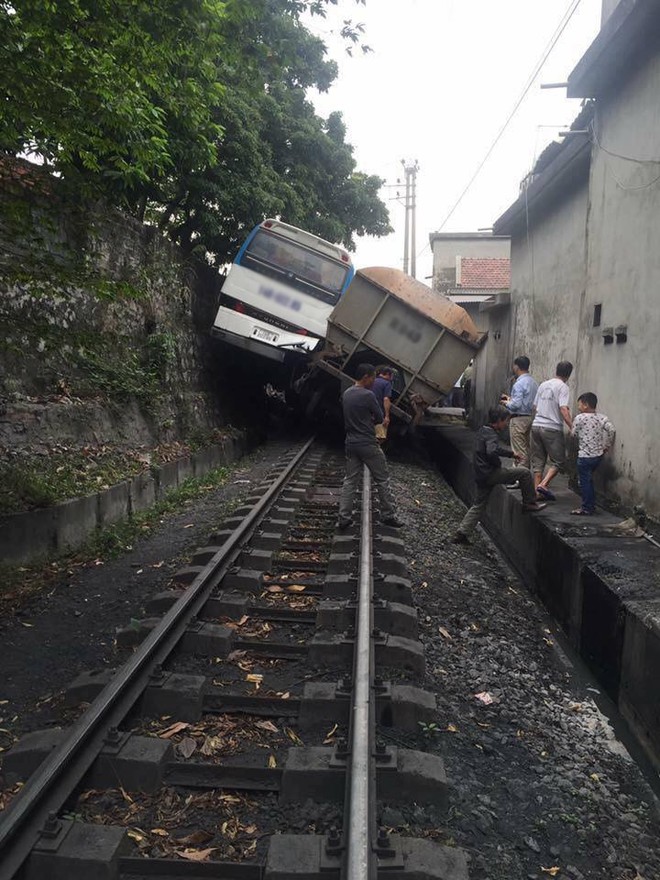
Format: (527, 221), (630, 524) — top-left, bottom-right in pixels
(590, 120), (660, 190)
(418, 0), (584, 260)
(602, 162), (660, 191)
(591, 120), (660, 164)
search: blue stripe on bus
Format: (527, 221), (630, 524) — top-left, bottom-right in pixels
(235, 224), (261, 263)
(341, 265), (356, 294)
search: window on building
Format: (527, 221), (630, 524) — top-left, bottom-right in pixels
(593, 304), (602, 327)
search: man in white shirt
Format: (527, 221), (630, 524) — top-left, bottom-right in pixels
(531, 361), (573, 501)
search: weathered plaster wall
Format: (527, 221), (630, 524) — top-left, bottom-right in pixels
(576, 52), (660, 515)
(0, 160), (227, 458)
(509, 180), (588, 390)
(501, 47), (660, 519)
(472, 304), (512, 428)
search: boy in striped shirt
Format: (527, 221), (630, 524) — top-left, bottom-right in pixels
(571, 392), (615, 515)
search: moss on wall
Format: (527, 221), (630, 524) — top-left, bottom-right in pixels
(0, 164), (225, 461)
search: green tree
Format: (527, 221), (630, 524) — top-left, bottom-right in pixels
(0, 0), (226, 191)
(1, 0), (389, 258)
(154, 0), (390, 261)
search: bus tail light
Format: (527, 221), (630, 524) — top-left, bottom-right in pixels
(234, 301), (246, 313)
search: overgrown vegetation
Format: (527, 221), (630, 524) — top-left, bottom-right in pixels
(89, 465), (233, 558)
(1, 0), (390, 263)
(0, 462), (237, 611)
(0, 431), (230, 515)
(74, 330), (178, 400)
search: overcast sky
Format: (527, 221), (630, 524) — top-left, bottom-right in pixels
(308, 0), (602, 280)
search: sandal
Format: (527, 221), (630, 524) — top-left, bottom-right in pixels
(571, 508), (592, 516)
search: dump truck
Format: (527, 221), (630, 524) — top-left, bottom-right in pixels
(293, 267), (487, 424)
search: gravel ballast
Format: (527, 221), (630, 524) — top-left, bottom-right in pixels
(1, 437), (659, 880)
(0, 438), (296, 738)
(388, 452), (660, 880)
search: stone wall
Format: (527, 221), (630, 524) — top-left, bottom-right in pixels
(0, 157), (229, 460)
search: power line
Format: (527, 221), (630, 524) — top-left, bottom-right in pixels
(421, 0), (584, 255)
(591, 120), (660, 165)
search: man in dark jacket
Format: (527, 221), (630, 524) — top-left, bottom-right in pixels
(451, 405), (545, 544)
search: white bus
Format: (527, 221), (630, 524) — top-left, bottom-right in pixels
(212, 220), (355, 362)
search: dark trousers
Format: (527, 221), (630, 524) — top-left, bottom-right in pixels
(458, 466), (535, 536)
(339, 444), (396, 521)
(577, 455), (603, 513)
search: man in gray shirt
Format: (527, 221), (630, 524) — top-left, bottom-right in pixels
(338, 364), (401, 529)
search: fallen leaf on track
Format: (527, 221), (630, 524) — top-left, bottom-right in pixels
(323, 723), (339, 744)
(256, 720), (278, 733)
(246, 673), (263, 691)
(176, 830), (213, 847)
(541, 869), (561, 877)
(285, 727), (303, 745)
(200, 735), (224, 756)
(177, 847), (216, 862)
(268, 754), (278, 768)
(438, 627), (452, 640)
(446, 724), (458, 733)
(474, 691), (495, 705)
(287, 584), (306, 593)
(158, 721), (190, 739)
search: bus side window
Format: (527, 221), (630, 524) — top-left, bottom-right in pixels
(250, 234), (276, 262)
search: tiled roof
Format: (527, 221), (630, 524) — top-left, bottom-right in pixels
(0, 155), (53, 194)
(458, 257), (510, 289)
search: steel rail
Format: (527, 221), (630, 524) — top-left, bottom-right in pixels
(345, 466), (377, 879)
(0, 438), (315, 880)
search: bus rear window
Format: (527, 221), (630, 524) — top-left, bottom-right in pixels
(243, 230), (349, 298)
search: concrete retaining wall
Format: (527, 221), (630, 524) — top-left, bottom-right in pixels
(425, 424), (660, 772)
(0, 434), (249, 566)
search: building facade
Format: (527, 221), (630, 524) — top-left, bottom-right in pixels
(493, 0), (660, 518)
(429, 232), (512, 423)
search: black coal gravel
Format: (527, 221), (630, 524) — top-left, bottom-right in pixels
(387, 453), (660, 880)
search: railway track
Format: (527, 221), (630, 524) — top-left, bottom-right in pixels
(0, 440), (468, 880)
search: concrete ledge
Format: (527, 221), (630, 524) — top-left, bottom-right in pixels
(0, 433), (248, 566)
(97, 481), (130, 528)
(425, 424), (660, 771)
(128, 471), (156, 514)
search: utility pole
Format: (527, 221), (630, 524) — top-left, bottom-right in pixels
(400, 160), (420, 277)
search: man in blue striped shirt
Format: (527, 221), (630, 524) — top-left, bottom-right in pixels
(500, 356), (538, 469)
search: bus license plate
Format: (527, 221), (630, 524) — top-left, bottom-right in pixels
(253, 327), (279, 344)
